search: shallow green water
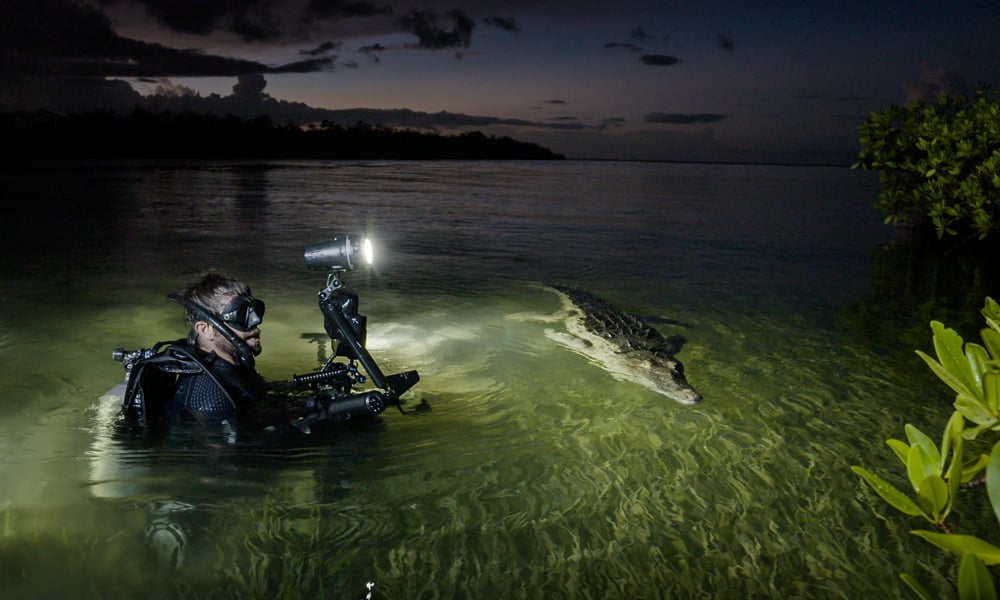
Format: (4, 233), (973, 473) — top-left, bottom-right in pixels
(0, 160), (997, 598)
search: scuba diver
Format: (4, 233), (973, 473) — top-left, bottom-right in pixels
(116, 244), (421, 445)
(117, 271), (281, 444)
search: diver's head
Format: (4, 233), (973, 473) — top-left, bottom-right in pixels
(179, 272), (265, 366)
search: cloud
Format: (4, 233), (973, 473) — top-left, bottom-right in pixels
(125, 0), (286, 41)
(359, 43), (386, 63)
(233, 73), (269, 99)
(0, 0), (330, 78)
(645, 112), (725, 124)
(483, 16), (520, 33)
(300, 41), (342, 56)
(150, 78), (199, 97)
(717, 33), (734, 51)
(396, 9), (475, 49)
(640, 54), (681, 66)
(305, 0), (393, 20)
(604, 42), (642, 52)
(631, 27), (651, 41)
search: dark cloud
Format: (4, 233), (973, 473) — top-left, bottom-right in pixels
(305, 0), (392, 19)
(396, 9), (475, 49)
(645, 112), (725, 124)
(483, 16), (520, 33)
(605, 42), (642, 52)
(232, 11), (282, 42)
(640, 54), (681, 66)
(0, 0), (329, 78)
(1, 0), (118, 59)
(233, 73), (268, 99)
(359, 43), (386, 63)
(300, 41), (342, 56)
(542, 99), (567, 104)
(717, 34), (734, 51)
(630, 27), (650, 41)
(123, 0), (283, 42)
(125, 0), (239, 36)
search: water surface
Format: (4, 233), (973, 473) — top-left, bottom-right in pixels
(0, 160), (996, 598)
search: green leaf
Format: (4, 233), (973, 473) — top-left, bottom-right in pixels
(942, 411), (965, 466)
(988, 372), (1000, 416)
(887, 439), (911, 464)
(931, 321), (983, 401)
(911, 531), (1000, 565)
(958, 552), (997, 600)
(851, 466), (924, 517)
(956, 394), (998, 427)
(983, 328), (1000, 359)
(967, 343), (991, 390)
(946, 429), (964, 513)
(965, 423), (998, 442)
(984, 298), (1000, 333)
(907, 424), (943, 471)
(919, 349), (976, 400)
(987, 442), (1000, 526)
(964, 454), (992, 484)
(907, 441), (941, 491)
(900, 573), (936, 600)
(915, 474), (950, 522)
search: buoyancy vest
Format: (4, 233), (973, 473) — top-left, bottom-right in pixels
(118, 341), (267, 439)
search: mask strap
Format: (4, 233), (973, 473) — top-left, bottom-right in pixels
(167, 294), (256, 369)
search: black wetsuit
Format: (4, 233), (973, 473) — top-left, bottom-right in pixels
(120, 341), (271, 443)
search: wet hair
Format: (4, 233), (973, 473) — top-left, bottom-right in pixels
(179, 271), (252, 345)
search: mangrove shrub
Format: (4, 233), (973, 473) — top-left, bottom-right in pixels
(853, 86), (1000, 240)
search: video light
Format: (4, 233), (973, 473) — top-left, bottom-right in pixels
(304, 236), (373, 272)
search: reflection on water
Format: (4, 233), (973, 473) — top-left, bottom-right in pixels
(0, 160), (997, 598)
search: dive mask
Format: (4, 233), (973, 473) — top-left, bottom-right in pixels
(218, 295), (265, 331)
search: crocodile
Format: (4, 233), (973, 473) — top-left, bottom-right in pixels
(541, 284), (702, 405)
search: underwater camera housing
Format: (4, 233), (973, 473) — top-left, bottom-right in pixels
(293, 235), (420, 429)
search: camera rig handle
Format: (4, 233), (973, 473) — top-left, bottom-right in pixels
(299, 278), (419, 415)
(318, 285), (388, 390)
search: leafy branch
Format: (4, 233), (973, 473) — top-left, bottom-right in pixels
(852, 297), (1000, 597)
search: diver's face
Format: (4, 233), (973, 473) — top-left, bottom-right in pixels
(193, 320), (262, 365)
(229, 324), (262, 356)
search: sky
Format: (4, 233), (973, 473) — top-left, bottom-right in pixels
(1, 0), (998, 163)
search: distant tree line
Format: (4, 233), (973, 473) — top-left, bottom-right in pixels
(0, 109), (565, 160)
